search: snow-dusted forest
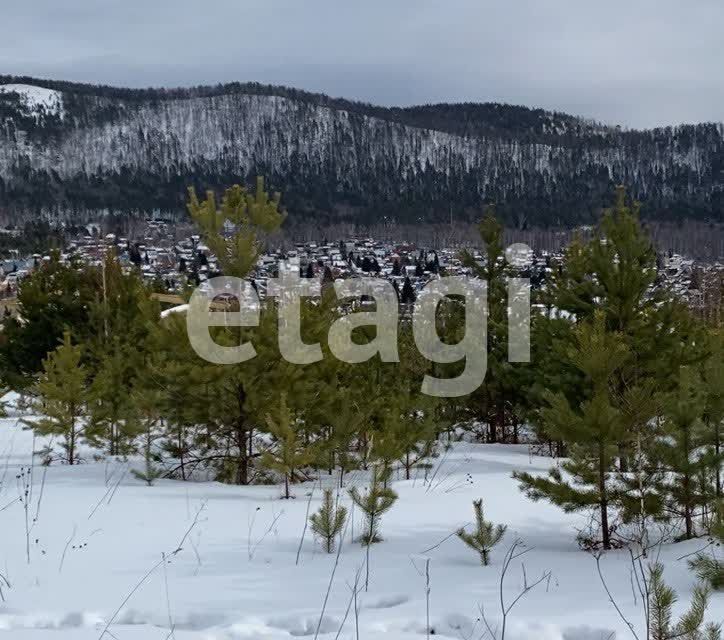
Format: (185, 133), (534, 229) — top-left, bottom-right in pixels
(1, 80), (723, 225)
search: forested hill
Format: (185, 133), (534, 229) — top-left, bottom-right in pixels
(1, 75), (723, 226)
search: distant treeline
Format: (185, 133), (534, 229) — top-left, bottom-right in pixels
(277, 219), (724, 262)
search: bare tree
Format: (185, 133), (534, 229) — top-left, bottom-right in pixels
(478, 538), (551, 640)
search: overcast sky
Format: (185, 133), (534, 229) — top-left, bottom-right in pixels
(2, 0), (723, 128)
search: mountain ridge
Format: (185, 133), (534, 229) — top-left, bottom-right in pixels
(1, 75), (723, 227)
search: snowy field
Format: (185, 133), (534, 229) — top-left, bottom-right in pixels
(0, 405), (721, 639)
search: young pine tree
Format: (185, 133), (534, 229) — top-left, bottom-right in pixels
(460, 207), (515, 445)
(457, 499), (507, 566)
(615, 381), (667, 550)
(514, 314), (629, 550)
(400, 277), (416, 305)
(87, 342), (143, 456)
(309, 489), (348, 553)
(648, 562), (721, 640)
(25, 332), (88, 465)
(261, 394), (311, 499)
(689, 501), (724, 590)
(309, 380), (368, 486)
(654, 367), (709, 540)
(373, 385), (439, 481)
(349, 466), (398, 545)
(187, 178), (285, 279)
(701, 335), (724, 501)
(540, 189), (693, 471)
(130, 387), (164, 487)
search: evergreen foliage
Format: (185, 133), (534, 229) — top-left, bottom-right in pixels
(24, 331), (88, 465)
(3, 75), (723, 227)
(648, 562), (721, 640)
(130, 387), (164, 486)
(87, 340), (142, 456)
(309, 488), (348, 553)
(400, 277), (416, 304)
(0, 252), (94, 388)
(689, 501), (724, 590)
(655, 367), (710, 540)
(261, 393), (311, 499)
(187, 178), (285, 278)
(349, 466), (398, 545)
(7, 180), (724, 616)
(514, 314), (629, 550)
(456, 499), (507, 565)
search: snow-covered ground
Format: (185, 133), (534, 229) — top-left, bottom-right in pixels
(0, 408), (720, 639)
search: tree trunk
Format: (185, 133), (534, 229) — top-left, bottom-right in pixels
(235, 384), (249, 485)
(683, 428), (693, 540)
(235, 426), (249, 485)
(598, 442), (610, 550)
(716, 423), (721, 499)
(618, 444), (629, 472)
(178, 428), (186, 481)
(488, 418), (497, 444)
(68, 427), (75, 466)
(683, 473), (693, 539)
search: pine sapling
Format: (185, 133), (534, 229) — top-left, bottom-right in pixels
(23, 331), (88, 466)
(689, 501), (724, 590)
(130, 387), (163, 486)
(649, 562), (721, 640)
(309, 489), (347, 553)
(261, 394), (311, 499)
(457, 499), (507, 566)
(132, 426), (163, 486)
(349, 466), (397, 545)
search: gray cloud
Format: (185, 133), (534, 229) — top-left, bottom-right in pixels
(1, 0), (723, 128)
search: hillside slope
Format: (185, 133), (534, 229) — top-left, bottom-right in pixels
(1, 77), (723, 225)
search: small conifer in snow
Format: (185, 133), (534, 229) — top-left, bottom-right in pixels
(130, 387), (163, 486)
(132, 423), (163, 486)
(261, 394), (311, 499)
(648, 562), (721, 640)
(457, 499), (506, 566)
(310, 489), (347, 553)
(24, 331), (88, 466)
(689, 501), (724, 590)
(349, 466), (397, 545)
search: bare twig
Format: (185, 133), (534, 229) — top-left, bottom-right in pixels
(296, 477), (319, 566)
(0, 569), (10, 602)
(675, 541), (714, 562)
(594, 553), (640, 640)
(161, 552), (176, 639)
(313, 507), (353, 640)
(189, 532), (203, 577)
(334, 561), (366, 640)
(106, 464), (129, 506)
(478, 539), (551, 640)
(249, 507), (284, 561)
(97, 502), (206, 639)
(419, 523), (470, 555)
(58, 524), (77, 574)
